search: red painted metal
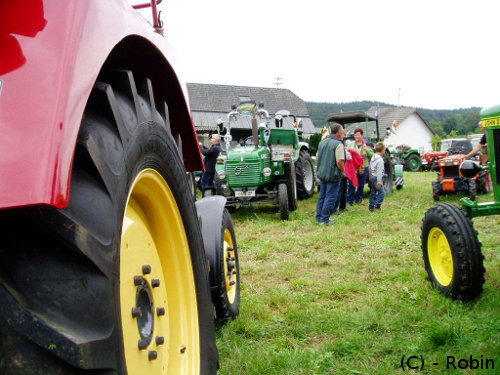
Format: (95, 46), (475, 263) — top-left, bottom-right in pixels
(131, 0), (163, 27)
(0, 0), (202, 209)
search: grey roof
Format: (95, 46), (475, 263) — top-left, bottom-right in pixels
(343, 107), (435, 139)
(187, 83), (320, 135)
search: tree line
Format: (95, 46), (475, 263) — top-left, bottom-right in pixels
(306, 101), (483, 138)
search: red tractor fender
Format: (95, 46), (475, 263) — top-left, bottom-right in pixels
(0, 0), (203, 209)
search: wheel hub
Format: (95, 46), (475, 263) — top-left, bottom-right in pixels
(428, 227), (453, 286)
(135, 279), (154, 344)
(120, 169), (200, 375)
(223, 229), (237, 304)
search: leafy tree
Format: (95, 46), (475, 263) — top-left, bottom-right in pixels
(308, 133), (322, 156)
(431, 134), (442, 151)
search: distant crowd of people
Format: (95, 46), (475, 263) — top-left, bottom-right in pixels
(315, 125), (386, 225)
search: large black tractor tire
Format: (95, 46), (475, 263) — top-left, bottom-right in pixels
(295, 149), (315, 199)
(0, 71), (218, 374)
(405, 154), (421, 172)
(432, 181), (441, 201)
(278, 183), (290, 220)
(421, 203), (485, 301)
(212, 210), (240, 322)
(284, 163), (298, 212)
(383, 151), (394, 195)
(187, 171), (198, 201)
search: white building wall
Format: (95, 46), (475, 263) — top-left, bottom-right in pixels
(384, 113), (434, 152)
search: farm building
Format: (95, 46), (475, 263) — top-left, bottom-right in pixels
(187, 83), (320, 145)
(345, 107), (435, 152)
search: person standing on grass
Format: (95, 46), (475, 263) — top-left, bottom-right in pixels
(200, 134), (222, 191)
(333, 128), (349, 214)
(315, 124), (345, 225)
(347, 128), (373, 205)
(369, 142), (386, 212)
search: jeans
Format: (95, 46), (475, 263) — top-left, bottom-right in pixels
(369, 177), (386, 209)
(316, 180), (341, 223)
(201, 172), (215, 190)
(347, 167), (369, 204)
(335, 177), (347, 212)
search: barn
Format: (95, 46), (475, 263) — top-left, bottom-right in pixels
(187, 83), (320, 145)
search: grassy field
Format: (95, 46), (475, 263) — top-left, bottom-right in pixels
(216, 172), (500, 374)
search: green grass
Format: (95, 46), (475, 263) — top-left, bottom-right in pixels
(216, 172), (500, 374)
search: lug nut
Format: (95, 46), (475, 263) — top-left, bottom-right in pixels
(157, 307), (166, 316)
(229, 281), (236, 286)
(138, 339), (148, 350)
(134, 275), (144, 286)
(131, 307), (141, 318)
(180, 346), (186, 354)
(142, 265), (152, 275)
(151, 279), (160, 288)
(156, 336), (165, 345)
(148, 350), (158, 360)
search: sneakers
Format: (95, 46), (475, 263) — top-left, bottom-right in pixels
(369, 206), (381, 212)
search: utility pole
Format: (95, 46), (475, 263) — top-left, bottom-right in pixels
(274, 77), (282, 88)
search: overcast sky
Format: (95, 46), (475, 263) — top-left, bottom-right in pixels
(152, 0), (499, 110)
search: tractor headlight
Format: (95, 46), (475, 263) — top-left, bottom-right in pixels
(217, 169), (226, 179)
(263, 167), (272, 177)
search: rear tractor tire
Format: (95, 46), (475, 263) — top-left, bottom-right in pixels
(0, 71), (218, 374)
(295, 149), (315, 199)
(421, 203), (485, 301)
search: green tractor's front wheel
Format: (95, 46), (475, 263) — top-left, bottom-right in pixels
(405, 154), (422, 172)
(421, 203), (485, 301)
(278, 183), (290, 220)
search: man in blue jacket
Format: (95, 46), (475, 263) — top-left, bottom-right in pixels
(315, 124), (346, 225)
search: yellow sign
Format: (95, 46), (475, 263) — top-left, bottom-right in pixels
(482, 116), (500, 127)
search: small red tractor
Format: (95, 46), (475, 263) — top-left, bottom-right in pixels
(0, 1), (239, 374)
(431, 140), (488, 201)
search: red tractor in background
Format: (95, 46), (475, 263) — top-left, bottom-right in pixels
(0, 1), (239, 374)
(431, 140), (489, 201)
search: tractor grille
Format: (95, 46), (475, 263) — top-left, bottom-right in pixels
(226, 160), (270, 187)
(443, 166), (459, 178)
(494, 128), (500, 185)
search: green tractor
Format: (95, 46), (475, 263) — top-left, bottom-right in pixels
(326, 111), (404, 194)
(215, 102), (315, 220)
(421, 103), (500, 301)
(389, 144), (422, 172)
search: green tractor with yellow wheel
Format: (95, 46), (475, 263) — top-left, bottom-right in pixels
(421, 104), (500, 301)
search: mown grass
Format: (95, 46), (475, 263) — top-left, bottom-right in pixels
(216, 172), (499, 374)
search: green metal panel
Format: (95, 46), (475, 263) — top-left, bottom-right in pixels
(481, 104), (500, 202)
(268, 129), (299, 147)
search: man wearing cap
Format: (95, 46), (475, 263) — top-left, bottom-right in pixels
(200, 134), (222, 192)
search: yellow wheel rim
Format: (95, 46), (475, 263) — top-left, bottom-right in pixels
(120, 169), (200, 375)
(428, 227), (454, 286)
(223, 228), (237, 304)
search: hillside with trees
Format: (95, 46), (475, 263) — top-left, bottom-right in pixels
(306, 101), (482, 138)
